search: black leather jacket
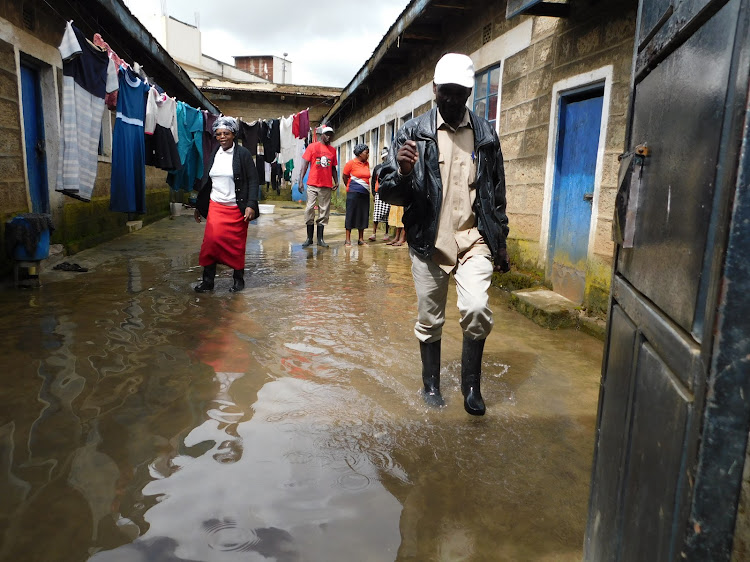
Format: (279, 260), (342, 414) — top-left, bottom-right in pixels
(378, 107), (509, 261)
(196, 142), (260, 219)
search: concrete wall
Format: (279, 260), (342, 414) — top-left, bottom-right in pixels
(0, 4), (184, 273)
(204, 90), (334, 131)
(329, 0), (636, 315)
(165, 17), (201, 68)
(501, 2), (635, 313)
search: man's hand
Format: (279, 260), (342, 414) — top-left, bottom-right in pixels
(397, 140), (418, 175)
(244, 207), (255, 222)
(194, 209), (202, 223)
(493, 248), (510, 273)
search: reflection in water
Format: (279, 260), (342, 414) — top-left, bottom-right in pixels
(0, 210), (603, 561)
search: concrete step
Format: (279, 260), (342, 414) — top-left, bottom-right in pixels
(509, 288), (606, 339)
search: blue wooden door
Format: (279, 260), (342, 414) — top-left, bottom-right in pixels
(548, 90), (603, 302)
(20, 63), (48, 213)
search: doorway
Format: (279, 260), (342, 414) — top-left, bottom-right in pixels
(20, 61), (49, 213)
(547, 86), (604, 303)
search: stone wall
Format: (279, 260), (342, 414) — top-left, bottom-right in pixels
(0, 38), (27, 215)
(500, 1), (635, 313)
(205, 91), (334, 130)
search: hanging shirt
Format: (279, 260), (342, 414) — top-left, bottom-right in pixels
(297, 110), (310, 139)
(167, 102), (204, 191)
(264, 118), (281, 163)
(292, 113), (300, 138)
(279, 115), (295, 164)
(238, 120), (260, 155)
(144, 88), (180, 171)
(209, 146), (236, 205)
(56, 22), (117, 201)
(201, 111), (220, 184)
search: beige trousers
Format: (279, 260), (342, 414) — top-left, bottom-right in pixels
(304, 186), (333, 225)
(410, 249), (494, 343)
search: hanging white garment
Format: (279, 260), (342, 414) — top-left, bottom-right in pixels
(279, 115), (295, 164)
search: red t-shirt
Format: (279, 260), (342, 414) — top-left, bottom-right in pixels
(303, 142), (337, 188)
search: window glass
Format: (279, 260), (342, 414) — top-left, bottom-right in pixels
(473, 65), (501, 130)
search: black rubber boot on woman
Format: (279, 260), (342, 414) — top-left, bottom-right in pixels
(302, 224), (314, 247)
(419, 340), (445, 407)
(230, 269), (245, 292)
(194, 263), (216, 293)
(317, 225), (329, 247)
(461, 336), (486, 416)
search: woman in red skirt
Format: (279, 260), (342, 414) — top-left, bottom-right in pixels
(193, 116), (259, 292)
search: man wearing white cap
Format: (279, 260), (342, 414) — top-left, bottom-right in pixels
(299, 125), (338, 247)
(379, 53), (510, 416)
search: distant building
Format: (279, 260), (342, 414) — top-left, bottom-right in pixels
(234, 55), (292, 84)
(133, 13), (269, 85)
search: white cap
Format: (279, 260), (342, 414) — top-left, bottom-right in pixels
(320, 125), (334, 134)
(433, 53), (475, 89)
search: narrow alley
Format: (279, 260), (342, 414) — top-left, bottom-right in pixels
(0, 208), (603, 561)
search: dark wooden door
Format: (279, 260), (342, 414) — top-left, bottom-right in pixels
(585, 0), (750, 560)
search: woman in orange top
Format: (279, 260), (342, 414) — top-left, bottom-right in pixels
(342, 143), (371, 246)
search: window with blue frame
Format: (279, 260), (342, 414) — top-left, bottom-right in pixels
(473, 65), (501, 130)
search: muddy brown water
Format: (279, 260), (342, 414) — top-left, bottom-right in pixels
(0, 207), (603, 561)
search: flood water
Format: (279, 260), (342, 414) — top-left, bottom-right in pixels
(0, 207), (603, 561)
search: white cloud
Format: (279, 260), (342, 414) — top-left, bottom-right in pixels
(125, 0), (409, 87)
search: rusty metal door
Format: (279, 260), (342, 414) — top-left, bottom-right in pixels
(585, 0), (750, 560)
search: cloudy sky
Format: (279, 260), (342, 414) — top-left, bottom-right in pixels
(123, 0), (411, 87)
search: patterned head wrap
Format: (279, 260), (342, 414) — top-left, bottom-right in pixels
(353, 143), (369, 156)
(212, 116), (238, 135)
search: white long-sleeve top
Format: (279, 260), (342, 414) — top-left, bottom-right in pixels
(209, 146), (236, 205)
(144, 87), (178, 142)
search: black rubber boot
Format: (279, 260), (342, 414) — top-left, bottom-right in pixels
(461, 336), (486, 416)
(194, 263), (216, 293)
(302, 224), (314, 247)
(420, 340), (445, 407)
(230, 269), (245, 292)
(317, 225), (329, 247)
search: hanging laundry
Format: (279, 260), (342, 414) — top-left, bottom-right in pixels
(291, 138), (306, 186)
(200, 110), (220, 185)
(92, 33), (126, 111)
(263, 118), (280, 163)
(110, 67), (150, 213)
(297, 109), (310, 139)
(279, 114), (295, 165)
(256, 142), (266, 183)
(167, 101), (204, 192)
(238, 119), (260, 155)
(292, 113), (300, 138)
(56, 22), (118, 202)
(144, 87), (180, 171)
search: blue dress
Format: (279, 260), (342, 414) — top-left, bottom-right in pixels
(110, 67), (150, 213)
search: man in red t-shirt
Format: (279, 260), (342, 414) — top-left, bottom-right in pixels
(299, 125), (338, 247)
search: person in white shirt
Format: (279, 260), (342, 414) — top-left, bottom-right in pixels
(193, 116), (260, 292)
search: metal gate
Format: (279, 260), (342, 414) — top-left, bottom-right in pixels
(584, 0), (750, 560)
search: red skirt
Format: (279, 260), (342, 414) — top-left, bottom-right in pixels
(199, 200), (248, 270)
